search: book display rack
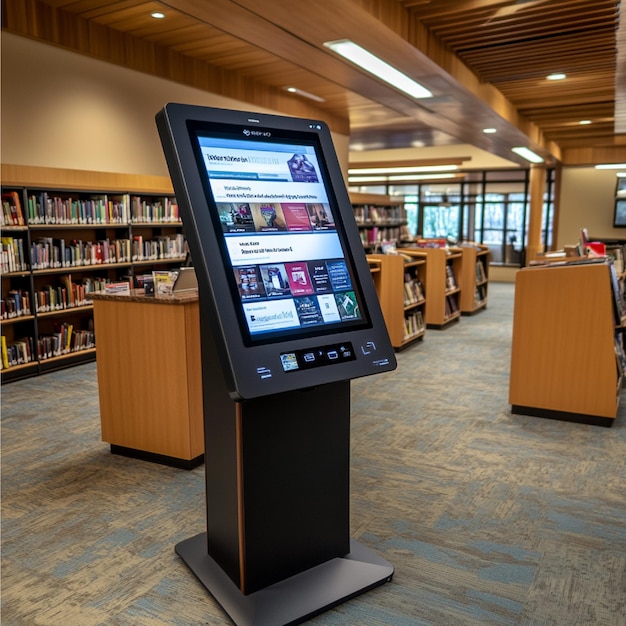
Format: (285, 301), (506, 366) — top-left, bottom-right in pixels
(1, 167), (184, 382)
(401, 246), (463, 328)
(350, 193), (408, 251)
(459, 243), (490, 314)
(367, 253), (427, 349)
(509, 258), (624, 426)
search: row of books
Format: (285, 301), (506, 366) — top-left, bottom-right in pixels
(359, 225), (408, 245)
(403, 273), (425, 305)
(476, 260), (487, 283)
(1, 335), (34, 369)
(28, 234), (185, 270)
(34, 276), (108, 313)
(445, 264), (458, 291)
(131, 196), (180, 223)
(473, 284), (487, 308)
(1, 325), (96, 369)
(1, 191), (25, 226)
(353, 204), (406, 225)
(27, 193), (129, 225)
(131, 234), (185, 261)
(4, 192), (180, 225)
(31, 237), (132, 269)
(1, 236), (28, 273)
(404, 310), (425, 340)
(1, 290), (32, 320)
(444, 293), (460, 319)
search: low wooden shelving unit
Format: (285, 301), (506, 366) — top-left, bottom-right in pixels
(509, 258), (623, 427)
(459, 243), (490, 314)
(367, 253), (427, 350)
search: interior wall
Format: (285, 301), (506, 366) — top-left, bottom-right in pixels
(0, 33), (350, 179)
(1, 33), (620, 246)
(558, 167), (622, 246)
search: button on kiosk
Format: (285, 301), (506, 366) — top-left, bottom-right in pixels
(156, 103), (396, 625)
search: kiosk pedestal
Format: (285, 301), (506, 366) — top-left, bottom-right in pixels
(175, 328), (393, 625)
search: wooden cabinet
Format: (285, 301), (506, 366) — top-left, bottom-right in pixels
(402, 247), (463, 328)
(367, 253), (426, 349)
(350, 192), (408, 251)
(509, 260), (622, 426)
(459, 243), (490, 314)
(1, 167), (185, 382)
(92, 292), (204, 467)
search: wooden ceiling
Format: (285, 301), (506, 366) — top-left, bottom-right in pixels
(3, 0), (625, 166)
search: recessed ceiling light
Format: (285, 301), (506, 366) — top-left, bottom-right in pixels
(283, 86), (325, 103)
(579, 120), (592, 125)
(151, 12), (165, 19)
(483, 128), (497, 134)
(595, 163), (626, 169)
(324, 39), (432, 99)
(547, 73), (566, 80)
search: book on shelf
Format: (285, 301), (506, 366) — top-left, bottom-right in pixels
(1, 191), (25, 226)
(445, 264), (457, 290)
(2, 289), (31, 319)
(1, 236), (28, 272)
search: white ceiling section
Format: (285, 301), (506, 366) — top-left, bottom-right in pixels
(2, 0), (625, 167)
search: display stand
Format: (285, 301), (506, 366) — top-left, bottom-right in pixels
(175, 311), (393, 625)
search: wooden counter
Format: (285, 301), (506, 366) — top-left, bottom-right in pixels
(92, 290), (204, 467)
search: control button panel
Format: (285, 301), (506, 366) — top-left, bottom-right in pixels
(279, 341), (356, 373)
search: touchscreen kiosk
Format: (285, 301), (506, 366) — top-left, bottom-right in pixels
(156, 103), (396, 399)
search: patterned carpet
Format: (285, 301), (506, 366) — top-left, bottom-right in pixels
(2, 283), (625, 625)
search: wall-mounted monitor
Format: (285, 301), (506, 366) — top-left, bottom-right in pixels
(156, 103), (396, 399)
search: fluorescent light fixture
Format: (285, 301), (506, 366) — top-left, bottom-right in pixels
(151, 11), (165, 18)
(579, 120), (592, 125)
(348, 165), (458, 175)
(349, 173), (458, 183)
(324, 39), (432, 99)
(283, 86), (325, 103)
(483, 128), (497, 134)
(617, 172), (626, 178)
(595, 163), (626, 169)
(547, 72), (566, 80)
(512, 147), (544, 164)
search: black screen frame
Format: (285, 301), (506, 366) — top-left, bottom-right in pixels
(156, 103), (396, 399)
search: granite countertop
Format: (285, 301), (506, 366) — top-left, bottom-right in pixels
(90, 289), (198, 304)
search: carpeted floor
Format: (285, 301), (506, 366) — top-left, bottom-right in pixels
(2, 282), (625, 625)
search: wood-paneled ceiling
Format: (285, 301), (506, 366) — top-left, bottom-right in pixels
(3, 0), (625, 166)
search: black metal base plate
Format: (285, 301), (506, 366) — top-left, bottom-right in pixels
(175, 533), (394, 626)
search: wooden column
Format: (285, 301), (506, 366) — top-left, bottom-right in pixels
(525, 165), (547, 265)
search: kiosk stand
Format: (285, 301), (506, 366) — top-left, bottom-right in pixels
(156, 103), (397, 625)
(175, 321), (393, 625)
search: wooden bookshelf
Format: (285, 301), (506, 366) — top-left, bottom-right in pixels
(509, 260), (623, 426)
(367, 253), (427, 350)
(350, 193), (408, 251)
(401, 247), (463, 328)
(1, 165), (185, 382)
(92, 291), (203, 467)
(459, 243), (490, 314)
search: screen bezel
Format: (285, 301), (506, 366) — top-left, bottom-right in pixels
(186, 119), (373, 346)
(156, 103), (396, 400)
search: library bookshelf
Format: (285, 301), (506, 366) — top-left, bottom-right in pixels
(509, 259), (624, 426)
(367, 253), (427, 350)
(350, 193), (408, 251)
(400, 246), (463, 328)
(1, 165), (184, 382)
(459, 243), (490, 314)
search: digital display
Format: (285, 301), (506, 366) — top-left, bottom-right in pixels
(156, 104), (396, 399)
(190, 125), (370, 344)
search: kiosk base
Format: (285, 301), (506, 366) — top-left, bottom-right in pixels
(176, 533), (394, 626)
